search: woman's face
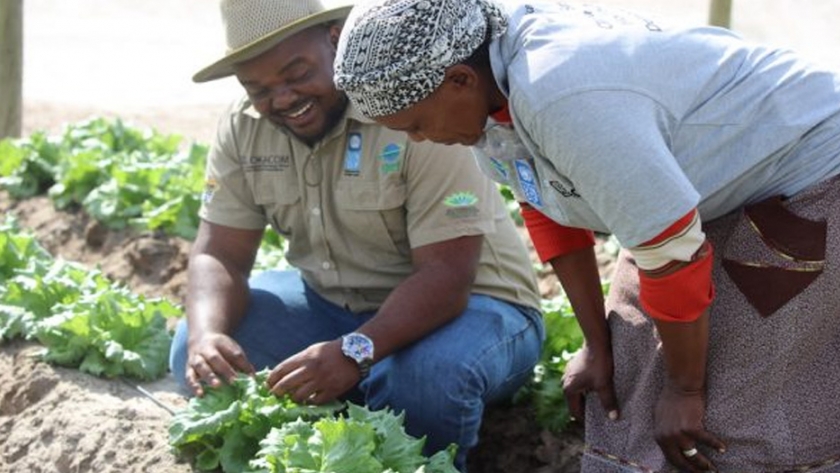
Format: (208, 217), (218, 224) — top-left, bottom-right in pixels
(374, 65), (491, 146)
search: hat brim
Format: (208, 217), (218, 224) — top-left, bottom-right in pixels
(193, 5), (353, 83)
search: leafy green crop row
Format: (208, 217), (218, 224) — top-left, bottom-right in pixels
(170, 371), (459, 473)
(517, 294), (588, 432)
(0, 217), (178, 380)
(0, 117), (290, 259)
(0, 118), (206, 240)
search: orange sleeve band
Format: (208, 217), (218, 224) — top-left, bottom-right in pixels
(638, 242), (715, 322)
(640, 209), (697, 247)
(520, 203), (595, 262)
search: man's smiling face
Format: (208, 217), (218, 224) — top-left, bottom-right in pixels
(234, 25), (348, 145)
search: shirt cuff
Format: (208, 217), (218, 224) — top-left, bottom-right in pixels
(520, 203), (595, 263)
(638, 241), (715, 322)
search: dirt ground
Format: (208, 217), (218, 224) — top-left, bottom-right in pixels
(5, 1), (840, 472)
(0, 192), (194, 473)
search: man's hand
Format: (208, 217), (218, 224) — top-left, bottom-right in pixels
(654, 383), (726, 472)
(562, 343), (619, 422)
(186, 332), (255, 397)
(266, 340), (360, 405)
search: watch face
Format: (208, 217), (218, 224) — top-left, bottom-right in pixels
(342, 333), (374, 362)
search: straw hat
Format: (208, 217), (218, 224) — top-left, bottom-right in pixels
(193, 0), (353, 83)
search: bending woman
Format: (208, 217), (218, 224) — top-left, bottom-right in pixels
(333, 0), (840, 471)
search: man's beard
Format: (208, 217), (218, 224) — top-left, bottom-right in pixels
(273, 94), (349, 147)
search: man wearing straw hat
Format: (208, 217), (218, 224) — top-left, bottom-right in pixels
(168, 0), (545, 468)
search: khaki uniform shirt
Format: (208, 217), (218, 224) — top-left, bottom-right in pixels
(200, 97), (541, 312)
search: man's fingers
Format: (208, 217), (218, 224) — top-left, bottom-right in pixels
(268, 365), (308, 397)
(185, 366), (205, 397)
(222, 344), (255, 378)
(267, 359), (293, 387)
(189, 357), (222, 386)
(289, 380), (321, 404)
(200, 351), (239, 383)
(188, 352), (240, 395)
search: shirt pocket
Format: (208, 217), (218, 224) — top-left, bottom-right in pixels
(334, 180), (409, 261)
(246, 171), (302, 238)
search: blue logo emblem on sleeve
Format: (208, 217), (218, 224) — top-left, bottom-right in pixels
(344, 132), (362, 175)
(514, 159), (542, 207)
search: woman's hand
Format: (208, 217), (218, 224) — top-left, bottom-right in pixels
(654, 383), (726, 472)
(562, 343), (619, 422)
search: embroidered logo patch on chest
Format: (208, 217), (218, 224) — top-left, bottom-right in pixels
(344, 132), (363, 175)
(489, 158), (510, 181)
(378, 143), (403, 174)
(514, 159), (542, 207)
(549, 180), (581, 198)
(242, 154), (292, 172)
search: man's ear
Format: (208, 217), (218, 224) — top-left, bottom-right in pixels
(329, 24), (342, 49)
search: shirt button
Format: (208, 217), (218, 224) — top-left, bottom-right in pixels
(311, 207), (321, 216)
(322, 261), (331, 270)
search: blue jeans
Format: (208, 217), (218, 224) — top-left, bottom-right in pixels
(169, 270), (544, 471)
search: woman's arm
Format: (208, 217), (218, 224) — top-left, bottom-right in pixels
(519, 202), (618, 419)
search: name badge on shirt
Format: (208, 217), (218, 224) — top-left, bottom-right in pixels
(515, 159), (543, 207)
(344, 132), (362, 175)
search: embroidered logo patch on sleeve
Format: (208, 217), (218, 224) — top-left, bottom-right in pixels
(514, 159), (543, 207)
(443, 191), (480, 218)
(202, 177), (218, 203)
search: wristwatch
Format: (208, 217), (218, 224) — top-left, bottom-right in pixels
(340, 332), (375, 379)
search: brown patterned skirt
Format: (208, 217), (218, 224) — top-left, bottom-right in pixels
(582, 174), (840, 472)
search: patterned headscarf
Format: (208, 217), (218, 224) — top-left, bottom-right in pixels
(334, 0), (508, 117)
